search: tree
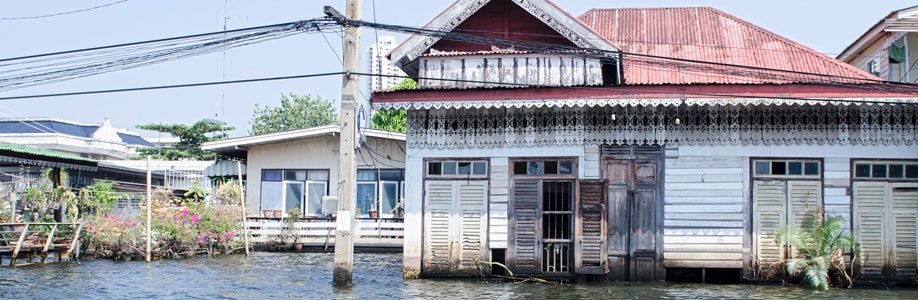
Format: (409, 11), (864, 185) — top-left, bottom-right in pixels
(775, 209), (860, 290)
(370, 78), (416, 133)
(136, 119), (234, 160)
(249, 93), (338, 135)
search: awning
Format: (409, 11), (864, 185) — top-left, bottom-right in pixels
(205, 160), (246, 177)
(373, 97), (918, 110)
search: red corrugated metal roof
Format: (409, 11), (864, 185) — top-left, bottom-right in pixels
(578, 7), (879, 85)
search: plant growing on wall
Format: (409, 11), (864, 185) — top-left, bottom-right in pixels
(775, 209), (861, 290)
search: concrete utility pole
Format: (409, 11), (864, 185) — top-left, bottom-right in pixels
(327, 0), (361, 286)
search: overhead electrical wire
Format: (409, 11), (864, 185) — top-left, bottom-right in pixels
(0, 0), (130, 21)
(0, 17), (339, 92)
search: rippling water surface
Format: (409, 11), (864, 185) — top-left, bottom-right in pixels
(2, 252), (917, 299)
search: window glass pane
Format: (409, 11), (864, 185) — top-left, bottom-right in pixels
(528, 161), (543, 175)
(559, 161), (573, 174)
(855, 164), (871, 178)
(788, 162), (802, 175)
(380, 182), (398, 217)
(771, 161), (786, 175)
(284, 182), (304, 215)
(263, 170), (282, 181)
(428, 162), (442, 175)
(906, 165), (918, 179)
(872, 164), (887, 178)
(805, 162), (819, 176)
(458, 162), (471, 175)
(308, 170), (329, 181)
(513, 161), (528, 175)
(889, 164), (904, 178)
(306, 182), (326, 215)
(544, 161), (558, 174)
(356, 183), (377, 215)
(442, 162), (457, 175)
(755, 161), (769, 175)
(285, 170), (307, 181)
(473, 162), (487, 175)
(357, 169), (377, 181)
(380, 169), (402, 181)
(261, 182), (283, 211)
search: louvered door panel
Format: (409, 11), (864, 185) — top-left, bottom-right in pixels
(458, 181), (488, 273)
(788, 181), (821, 229)
(424, 181), (455, 273)
(854, 181), (888, 277)
(892, 184), (918, 278)
(754, 180), (787, 273)
(576, 179), (607, 275)
(509, 180), (541, 275)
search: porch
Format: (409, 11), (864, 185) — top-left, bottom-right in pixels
(245, 217), (403, 251)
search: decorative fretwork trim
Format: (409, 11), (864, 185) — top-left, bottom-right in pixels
(375, 97), (918, 111)
(405, 105), (918, 149)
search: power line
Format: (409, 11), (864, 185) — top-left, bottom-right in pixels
(0, 72), (345, 101)
(0, 0), (130, 21)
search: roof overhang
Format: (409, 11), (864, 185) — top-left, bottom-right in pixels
(201, 124), (406, 153)
(372, 84), (918, 110)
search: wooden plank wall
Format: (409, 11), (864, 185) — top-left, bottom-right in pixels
(823, 157), (851, 224)
(663, 155), (745, 268)
(489, 158), (510, 249)
(419, 54), (603, 89)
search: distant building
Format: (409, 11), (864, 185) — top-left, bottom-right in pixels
(838, 5), (918, 82)
(368, 36), (408, 91)
(0, 117), (153, 160)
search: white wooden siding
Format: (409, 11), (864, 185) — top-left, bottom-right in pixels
(489, 160), (509, 249)
(663, 156), (745, 268)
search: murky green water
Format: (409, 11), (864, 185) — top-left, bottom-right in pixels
(1, 252), (916, 299)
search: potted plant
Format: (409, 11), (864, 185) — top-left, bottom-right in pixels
(284, 208), (303, 250)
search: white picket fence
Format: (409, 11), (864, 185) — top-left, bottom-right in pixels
(245, 218), (403, 249)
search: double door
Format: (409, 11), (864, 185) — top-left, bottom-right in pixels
(603, 158), (663, 281)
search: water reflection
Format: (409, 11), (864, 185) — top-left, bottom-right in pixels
(1, 252), (916, 299)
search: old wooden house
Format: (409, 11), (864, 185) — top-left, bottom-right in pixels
(372, 0), (918, 282)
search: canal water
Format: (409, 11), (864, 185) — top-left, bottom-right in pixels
(2, 252), (917, 299)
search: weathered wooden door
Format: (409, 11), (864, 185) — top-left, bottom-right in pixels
(603, 157), (663, 281)
(423, 180), (488, 275)
(853, 181), (918, 279)
(752, 180), (821, 276)
(575, 179), (608, 275)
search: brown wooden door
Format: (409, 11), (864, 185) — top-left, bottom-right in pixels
(603, 158), (663, 281)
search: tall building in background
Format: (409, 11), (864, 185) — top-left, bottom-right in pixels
(368, 36), (407, 91)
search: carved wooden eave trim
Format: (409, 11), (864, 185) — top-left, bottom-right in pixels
(373, 97), (918, 110)
(389, 0), (619, 77)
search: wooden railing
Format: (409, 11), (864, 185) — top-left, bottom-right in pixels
(245, 217), (403, 249)
(0, 222), (83, 266)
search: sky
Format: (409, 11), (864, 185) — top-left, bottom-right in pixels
(0, 0), (908, 138)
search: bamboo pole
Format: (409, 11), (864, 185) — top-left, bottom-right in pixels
(145, 156), (152, 263)
(237, 161), (249, 256)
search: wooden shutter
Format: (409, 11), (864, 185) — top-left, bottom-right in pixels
(788, 181), (821, 229)
(892, 183), (918, 278)
(457, 181), (488, 273)
(424, 181), (455, 273)
(853, 181), (887, 276)
(509, 179), (541, 275)
(576, 179), (607, 275)
(753, 180), (786, 273)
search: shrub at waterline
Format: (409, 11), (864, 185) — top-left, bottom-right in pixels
(774, 209), (861, 290)
(83, 197), (246, 260)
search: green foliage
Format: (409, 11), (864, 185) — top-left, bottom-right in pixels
(135, 119), (235, 160)
(79, 180), (119, 217)
(387, 78), (418, 91)
(775, 210), (860, 290)
(182, 180), (207, 203)
(371, 109), (407, 132)
(249, 93), (338, 135)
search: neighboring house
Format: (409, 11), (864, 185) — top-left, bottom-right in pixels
(372, 0), (918, 282)
(201, 125), (406, 219)
(0, 142), (97, 220)
(838, 5), (918, 83)
(0, 117), (153, 160)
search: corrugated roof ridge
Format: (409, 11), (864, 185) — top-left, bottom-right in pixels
(701, 6), (879, 80)
(0, 142), (97, 163)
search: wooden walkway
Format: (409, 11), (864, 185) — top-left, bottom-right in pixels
(0, 222), (83, 266)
